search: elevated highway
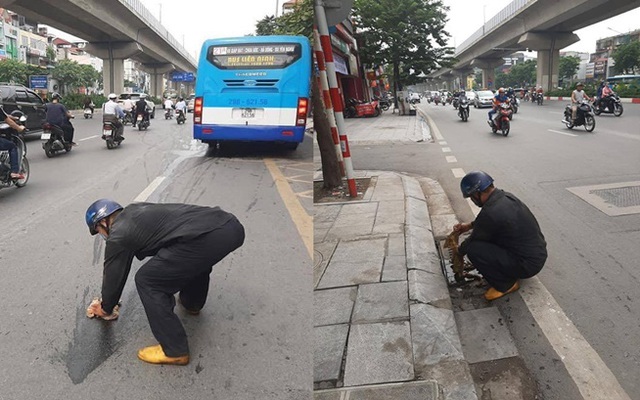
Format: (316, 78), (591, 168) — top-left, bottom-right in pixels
(428, 0), (640, 91)
(0, 0), (198, 96)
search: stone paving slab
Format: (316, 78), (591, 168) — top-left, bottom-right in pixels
(314, 324), (349, 384)
(408, 270), (451, 309)
(315, 381), (440, 400)
(382, 255), (406, 282)
(386, 233), (405, 256)
(425, 192), (455, 216)
(431, 214), (459, 240)
(410, 303), (464, 372)
(417, 360), (478, 400)
(455, 307), (519, 364)
(314, 286), (357, 327)
(343, 321), (415, 386)
(314, 240), (338, 289)
(352, 281), (409, 323)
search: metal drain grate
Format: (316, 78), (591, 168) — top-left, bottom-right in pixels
(590, 185), (640, 208)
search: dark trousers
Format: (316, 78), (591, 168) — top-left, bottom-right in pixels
(134, 217), (245, 357)
(0, 137), (19, 173)
(62, 122), (74, 143)
(465, 241), (542, 293)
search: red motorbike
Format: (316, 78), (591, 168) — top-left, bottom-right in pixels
(489, 103), (512, 136)
(344, 98), (381, 118)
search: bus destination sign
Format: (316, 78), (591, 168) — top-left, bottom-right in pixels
(210, 43), (300, 69)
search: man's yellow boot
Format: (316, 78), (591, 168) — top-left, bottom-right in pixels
(137, 345), (189, 365)
(484, 281), (520, 301)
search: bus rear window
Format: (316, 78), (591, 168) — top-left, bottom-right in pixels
(207, 43), (301, 70)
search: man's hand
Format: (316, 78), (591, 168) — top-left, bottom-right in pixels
(453, 222), (473, 234)
(86, 298), (119, 321)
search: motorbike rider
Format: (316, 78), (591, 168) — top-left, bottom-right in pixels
(453, 171), (547, 301)
(0, 105), (27, 180)
(163, 97), (174, 117)
(488, 87), (509, 123)
(133, 94), (151, 127)
(45, 92), (76, 146)
(103, 93), (125, 141)
(599, 81), (614, 111)
(174, 97), (187, 118)
(570, 82), (591, 123)
(83, 95), (94, 113)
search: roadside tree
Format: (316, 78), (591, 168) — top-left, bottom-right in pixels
(559, 56), (581, 85)
(611, 40), (640, 75)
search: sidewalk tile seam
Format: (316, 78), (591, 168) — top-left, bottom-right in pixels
(350, 317), (411, 325)
(314, 239), (340, 288)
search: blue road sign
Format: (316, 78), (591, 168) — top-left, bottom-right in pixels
(171, 72), (195, 82)
(29, 75), (48, 89)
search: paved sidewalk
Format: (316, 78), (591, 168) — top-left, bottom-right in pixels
(334, 109), (431, 144)
(313, 170), (478, 399)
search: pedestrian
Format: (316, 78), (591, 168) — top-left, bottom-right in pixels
(453, 171), (547, 301)
(84, 199), (245, 365)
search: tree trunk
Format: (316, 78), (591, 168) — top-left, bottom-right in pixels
(312, 79), (342, 189)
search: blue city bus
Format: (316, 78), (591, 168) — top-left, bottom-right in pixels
(193, 35), (311, 149)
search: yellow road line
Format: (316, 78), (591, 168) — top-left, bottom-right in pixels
(264, 158), (313, 259)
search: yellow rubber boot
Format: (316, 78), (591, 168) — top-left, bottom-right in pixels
(484, 281), (520, 301)
(137, 345), (189, 365)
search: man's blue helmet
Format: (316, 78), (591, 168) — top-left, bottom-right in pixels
(85, 199), (123, 235)
(460, 171), (494, 198)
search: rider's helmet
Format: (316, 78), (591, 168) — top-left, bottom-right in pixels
(51, 92), (62, 100)
(179, 97), (184, 101)
(140, 93), (148, 99)
(85, 199), (123, 235)
(498, 87), (505, 94)
(460, 171), (494, 198)
(108, 93), (117, 100)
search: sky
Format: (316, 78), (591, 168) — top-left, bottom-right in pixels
(443, 0), (640, 54)
(43, 0), (640, 59)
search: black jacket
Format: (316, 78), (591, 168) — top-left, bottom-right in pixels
(459, 189), (547, 273)
(101, 203), (235, 313)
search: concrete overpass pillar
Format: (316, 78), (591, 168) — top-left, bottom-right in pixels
(470, 58), (504, 90)
(140, 63), (175, 98)
(85, 42), (142, 95)
(517, 32), (580, 92)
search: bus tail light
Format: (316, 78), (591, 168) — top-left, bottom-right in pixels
(296, 97), (308, 126)
(194, 97), (203, 124)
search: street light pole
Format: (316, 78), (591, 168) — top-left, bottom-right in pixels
(275, 0), (279, 17)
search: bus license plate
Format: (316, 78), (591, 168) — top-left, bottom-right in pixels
(241, 108), (256, 118)
(40, 133), (51, 140)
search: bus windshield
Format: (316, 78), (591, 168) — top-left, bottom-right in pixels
(193, 36), (311, 150)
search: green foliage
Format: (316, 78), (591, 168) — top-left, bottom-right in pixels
(353, 0), (454, 88)
(0, 58), (30, 84)
(254, 0), (312, 39)
(495, 60), (536, 88)
(611, 40), (640, 75)
(559, 56), (581, 80)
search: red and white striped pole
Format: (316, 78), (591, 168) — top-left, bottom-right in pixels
(314, 1), (357, 197)
(313, 26), (345, 177)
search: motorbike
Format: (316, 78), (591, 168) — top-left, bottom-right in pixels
(136, 112), (150, 131)
(593, 94), (623, 117)
(122, 110), (134, 125)
(83, 107), (93, 119)
(433, 96), (440, 105)
(563, 100), (595, 132)
(344, 98), (381, 118)
(164, 107), (173, 119)
(375, 96), (391, 111)
(509, 95), (519, 116)
(102, 119), (124, 149)
(41, 122), (73, 157)
(0, 111), (29, 189)
(489, 103), (512, 136)
(535, 92), (544, 105)
(452, 96), (460, 109)
(176, 109), (186, 124)
(457, 97), (470, 122)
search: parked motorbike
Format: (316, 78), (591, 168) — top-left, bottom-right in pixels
(41, 122), (73, 158)
(563, 100), (595, 132)
(344, 98), (381, 118)
(593, 94), (623, 117)
(375, 96), (391, 111)
(0, 111), (29, 189)
(457, 97), (470, 122)
(176, 109), (186, 124)
(136, 112), (150, 131)
(83, 107), (93, 119)
(102, 119), (124, 149)
(489, 103), (512, 136)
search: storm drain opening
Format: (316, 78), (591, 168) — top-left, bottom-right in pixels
(567, 181), (640, 216)
(435, 233), (481, 287)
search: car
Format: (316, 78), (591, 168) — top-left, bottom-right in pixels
(464, 91), (477, 102)
(0, 84), (47, 133)
(408, 92), (421, 103)
(473, 90), (495, 108)
(118, 93), (156, 118)
(187, 95), (195, 113)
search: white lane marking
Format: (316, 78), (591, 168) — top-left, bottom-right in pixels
(452, 168), (465, 178)
(134, 176), (166, 202)
(79, 135), (99, 141)
(547, 129), (578, 137)
(520, 279), (631, 399)
(439, 141), (447, 145)
(445, 156), (457, 163)
(441, 147), (451, 153)
(605, 130), (640, 141)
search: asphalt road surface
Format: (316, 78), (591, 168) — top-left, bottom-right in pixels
(349, 99), (640, 399)
(0, 110), (313, 399)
